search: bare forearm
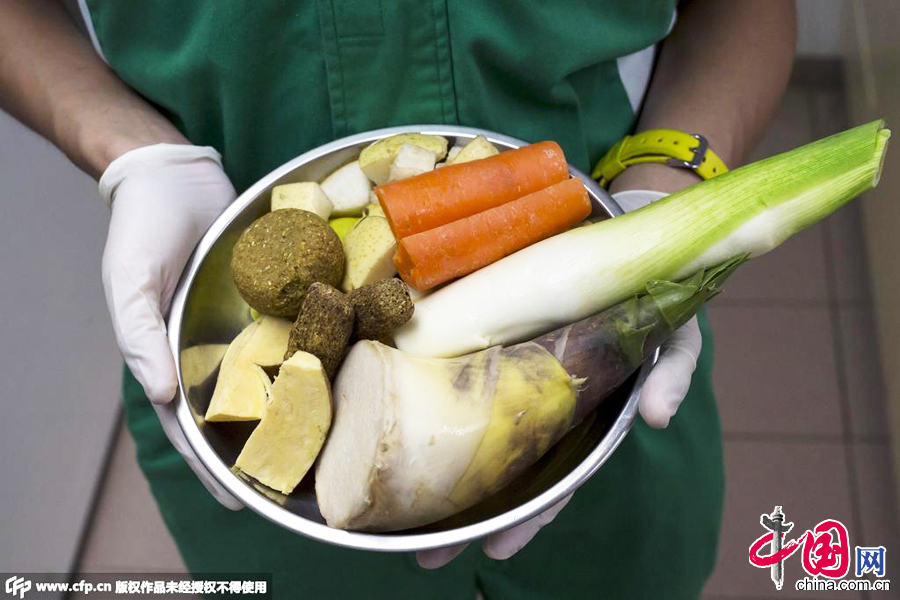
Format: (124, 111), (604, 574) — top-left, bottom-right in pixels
(612, 0), (796, 194)
(0, 0), (187, 179)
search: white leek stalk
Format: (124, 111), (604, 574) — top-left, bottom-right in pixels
(394, 121), (890, 358)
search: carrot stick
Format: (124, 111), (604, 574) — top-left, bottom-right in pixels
(394, 178), (591, 291)
(375, 141), (569, 239)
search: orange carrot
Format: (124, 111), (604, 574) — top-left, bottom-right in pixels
(375, 141), (569, 239)
(394, 178), (591, 291)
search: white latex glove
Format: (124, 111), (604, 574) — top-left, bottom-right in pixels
(417, 495), (573, 569)
(100, 143), (242, 510)
(417, 188), (702, 568)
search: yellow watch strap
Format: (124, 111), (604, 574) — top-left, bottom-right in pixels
(591, 129), (729, 188)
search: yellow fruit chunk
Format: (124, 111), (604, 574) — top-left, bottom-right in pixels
(364, 195), (385, 217)
(321, 160), (371, 216)
(328, 216), (360, 240)
(388, 143), (437, 182)
(447, 135), (499, 165)
(341, 215), (397, 292)
(205, 316), (293, 422)
(270, 182), (333, 220)
(235, 351), (332, 494)
(359, 134), (448, 185)
(446, 145), (464, 162)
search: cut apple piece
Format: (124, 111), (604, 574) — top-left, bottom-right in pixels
(328, 216), (359, 240)
(205, 316), (293, 422)
(234, 351), (332, 494)
(359, 134), (448, 185)
(447, 135), (499, 165)
(364, 192), (385, 217)
(270, 182), (333, 220)
(446, 145), (464, 161)
(341, 215), (397, 292)
(388, 143), (437, 182)
(436, 144), (464, 169)
(320, 160), (371, 216)
(364, 201), (385, 218)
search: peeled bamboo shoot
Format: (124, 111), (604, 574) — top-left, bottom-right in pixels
(205, 316), (292, 421)
(235, 352), (332, 494)
(315, 256), (744, 531)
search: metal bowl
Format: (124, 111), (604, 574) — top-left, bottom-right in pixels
(168, 125), (652, 552)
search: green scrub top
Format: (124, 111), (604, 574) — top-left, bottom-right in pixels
(84, 2), (724, 598)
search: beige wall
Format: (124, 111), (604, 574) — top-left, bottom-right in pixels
(0, 111), (122, 575)
(797, 0), (848, 57)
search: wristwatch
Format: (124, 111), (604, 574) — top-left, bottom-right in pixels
(592, 129), (729, 188)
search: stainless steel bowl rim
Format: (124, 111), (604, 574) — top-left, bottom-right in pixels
(168, 124), (649, 552)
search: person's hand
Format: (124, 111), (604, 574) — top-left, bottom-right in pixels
(417, 494), (574, 568)
(417, 187), (702, 568)
(100, 143), (242, 510)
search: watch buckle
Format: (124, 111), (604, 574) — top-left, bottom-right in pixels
(666, 133), (708, 170)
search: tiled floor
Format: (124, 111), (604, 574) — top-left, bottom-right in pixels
(76, 80), (898, 598)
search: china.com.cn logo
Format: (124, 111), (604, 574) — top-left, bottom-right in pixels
(4, 576), (31, 599)
(749, 506), (888, 591)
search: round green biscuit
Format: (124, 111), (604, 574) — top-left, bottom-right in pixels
(231, 209), (345, 317)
